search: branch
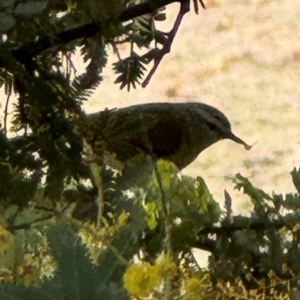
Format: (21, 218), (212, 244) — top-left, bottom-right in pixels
(197, 213), (300, 235)
(1, 0), (206, 88)
(11, 22), (100, 68)
(120, 0), (178, 21)
(142, 0), (191, 87)
(7, 0), (182, 67)
(192, 237), (216, 252)
(7, 214), (53, 231)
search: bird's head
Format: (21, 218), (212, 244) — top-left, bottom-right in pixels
(192, 103), (252, 150)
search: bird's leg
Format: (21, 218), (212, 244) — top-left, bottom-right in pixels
(142, 0), (190, 87)
(82, 139), (105, 227)
(152, 161), (174, 299)
(144, 134), (171, 235)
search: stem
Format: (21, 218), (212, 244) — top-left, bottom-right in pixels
(153, 160), (173, 300)
(3, 81), (12, 136)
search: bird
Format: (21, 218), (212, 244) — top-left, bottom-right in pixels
(82, 102), (251, 171)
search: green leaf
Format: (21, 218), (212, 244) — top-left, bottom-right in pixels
(113, 53), (147, 91)
(233, 173), (273, 203)
(156, 159), (178, 190)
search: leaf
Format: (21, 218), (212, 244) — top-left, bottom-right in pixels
(224, 189), (232, 220)
(113, 53), (147, 91)
(291, 167), (300, 193)
(282, 193), (300, 211)
(81, 0), (126, 21)
(14, 2), (47, 16)
(186, 276), (210, 300)
(0, 13), (15, 32)
(144, 201), (158, 229)
(196, 177), (221, 223)
(234, 174), (272, 201)
(156, 159), (178, 190)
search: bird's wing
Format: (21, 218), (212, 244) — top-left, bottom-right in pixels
(142, 117), (183, 158)
(103, 105), (184, 161)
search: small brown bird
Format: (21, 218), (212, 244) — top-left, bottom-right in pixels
(85, 102), (251, 170)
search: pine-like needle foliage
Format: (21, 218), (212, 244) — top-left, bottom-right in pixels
(0, 225), (129, 300)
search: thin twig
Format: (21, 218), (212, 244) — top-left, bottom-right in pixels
(142, 0), (190, 87)
(111, 41), (122, 61)
(190, 250), (202, 271)
(3, 81), (12, 136)
(130, 39), (134, 55)
(7, 214), (53, 231)
(198, 218), (287, 235)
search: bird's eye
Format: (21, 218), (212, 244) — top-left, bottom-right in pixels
(207, 122), (217, 131)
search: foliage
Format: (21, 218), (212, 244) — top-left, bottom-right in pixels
(0, 225), (129, 300)
(0, 0), (174, 210)
(0, 164), (299, 299)
(0, 0), (300, 299)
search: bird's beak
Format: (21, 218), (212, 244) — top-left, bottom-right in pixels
(228, 132), (252, 150)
